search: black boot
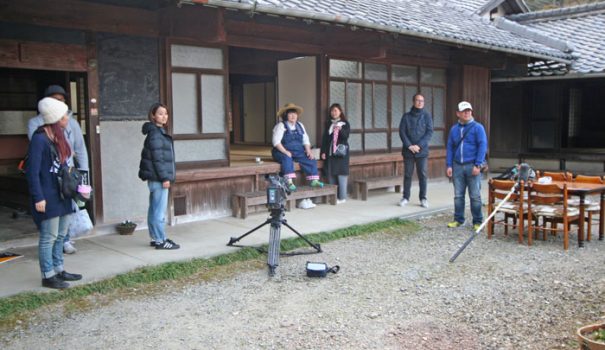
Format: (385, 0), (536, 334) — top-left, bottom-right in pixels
(57, 271), (83, 281)
(42, 275), (69, 289)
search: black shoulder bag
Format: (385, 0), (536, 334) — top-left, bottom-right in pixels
(49, 144), (89, 202)
(452, 123), (488, 172)
(452, 123), (475, 153)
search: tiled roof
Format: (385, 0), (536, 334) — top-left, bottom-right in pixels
(447, 0), (490, 13)
(507, 2), (605, 73)
(195, 0), (572, 62)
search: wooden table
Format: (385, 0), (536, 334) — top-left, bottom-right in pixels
(552, 181), (605, 247)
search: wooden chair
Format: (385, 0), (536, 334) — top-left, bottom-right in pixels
(487, 179), (527, 243)
(537, 171), (573, 182)
(527, 182), (579, 250)
(570, 175), (603, 241)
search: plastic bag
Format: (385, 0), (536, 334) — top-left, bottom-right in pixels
(68, 209), (93, 238)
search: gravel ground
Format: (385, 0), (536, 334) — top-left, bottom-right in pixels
(3, 212), (605, 349)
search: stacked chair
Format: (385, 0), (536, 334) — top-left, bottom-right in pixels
(568, 175), (603, 241)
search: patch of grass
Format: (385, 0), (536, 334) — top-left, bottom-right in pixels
(0, 218), (417, 326)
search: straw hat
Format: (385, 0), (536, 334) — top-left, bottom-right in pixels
(276, 103), (303, 118)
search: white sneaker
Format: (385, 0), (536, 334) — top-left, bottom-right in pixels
(336, 199), (346, 204)
(63, 241), (77, 254)
(298, 198), (316, 209)
(420, 199), (429, 208)
(399, 198), (409, 207)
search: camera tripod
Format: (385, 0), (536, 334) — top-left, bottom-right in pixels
(227, 205), (322, 276)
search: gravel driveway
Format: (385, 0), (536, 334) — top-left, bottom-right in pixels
(3, 212), (604, 349)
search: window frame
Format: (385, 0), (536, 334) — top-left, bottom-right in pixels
(328, 58), (447, 154)
(166, 40), (230, 168)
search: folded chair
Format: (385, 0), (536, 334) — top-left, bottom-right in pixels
(537, 171), (573, 182)
(569, 175), (603, 241)
(527, 182), (579, 250)
(487, 179), (527, 243)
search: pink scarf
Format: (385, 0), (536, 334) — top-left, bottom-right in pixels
(332, 126), (340, 153)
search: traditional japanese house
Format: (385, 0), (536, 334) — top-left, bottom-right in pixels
(0, 0), (574, 234)
(490, 2), (605, 175)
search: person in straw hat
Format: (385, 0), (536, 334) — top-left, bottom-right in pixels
(272, 103), (324, 191)
(25, 97), (83, 289)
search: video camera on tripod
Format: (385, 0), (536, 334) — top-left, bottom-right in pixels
(265, 174), (291, 210)
(228, 173), (321, 276)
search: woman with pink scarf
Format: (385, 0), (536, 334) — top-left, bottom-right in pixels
(320, 103), (350, 204)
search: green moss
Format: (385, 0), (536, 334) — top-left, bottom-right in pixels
(0, 218), (416, 324)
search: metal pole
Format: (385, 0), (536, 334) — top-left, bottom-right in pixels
(449, 184), (517, 263)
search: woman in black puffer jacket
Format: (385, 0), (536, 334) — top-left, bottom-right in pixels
(138, 103), (179, 250)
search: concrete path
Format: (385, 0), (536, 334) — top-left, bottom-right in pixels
(0, 179), (480, 298)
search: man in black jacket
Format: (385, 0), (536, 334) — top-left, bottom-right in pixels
(398, 94), (433, 208)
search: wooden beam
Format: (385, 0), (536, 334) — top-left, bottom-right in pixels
(228, 34), (323, 54)
(159, 5), (226, 42)
(0, 0), (158, 37)
(86, 32), (104, 224)
(450, 47), (508, 69)
(0, 39), (87, 71)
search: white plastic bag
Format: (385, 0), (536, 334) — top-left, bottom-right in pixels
(68, 209), (93, 238)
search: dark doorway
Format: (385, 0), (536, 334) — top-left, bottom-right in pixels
(0, 68), (93, 242)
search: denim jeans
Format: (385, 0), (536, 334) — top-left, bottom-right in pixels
(38, 215), (70, 278)
(147, 181), (168, 243)
(403, 156), (428, 201)
(452, 163), (483, 225)
(328, 175), (348, 200)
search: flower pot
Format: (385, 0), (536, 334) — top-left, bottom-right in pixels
(577, 323), (605, 350)
(116, 224), (136, 235)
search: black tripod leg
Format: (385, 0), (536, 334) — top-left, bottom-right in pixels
(282, 221), (322, 252)
(227, 219), (271, 246)
(267, 223), (281, 276)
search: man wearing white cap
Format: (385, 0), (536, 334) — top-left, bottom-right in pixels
(445, 101), (488, 231)
(28, 85), (89, 254)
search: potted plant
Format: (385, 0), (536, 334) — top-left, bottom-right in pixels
(116, 220), (137, 235)
(577, 323), (605, 350)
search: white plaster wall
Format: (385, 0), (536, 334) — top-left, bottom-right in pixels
(100, 120), (149, 224)
(278, 56), (317, 146)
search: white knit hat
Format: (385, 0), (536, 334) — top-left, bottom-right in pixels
(38, 97), (68, 125)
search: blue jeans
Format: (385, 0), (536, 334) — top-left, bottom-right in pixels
(328, 175), (348, 200)
(452, 163), (483, 225)
(147, 181), (168, 243)
(39, 215), (70, 278)
(403, 156), (428, 201)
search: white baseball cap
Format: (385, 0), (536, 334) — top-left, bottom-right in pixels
(457, 101), (473, 112)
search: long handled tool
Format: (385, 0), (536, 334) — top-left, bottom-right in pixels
(449, 163), (531, 263)
(449, 185), (517, 262)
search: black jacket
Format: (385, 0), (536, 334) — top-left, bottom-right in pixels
(138, 122), (176, 183)
(399, 107), (433, 159)
(320, 119), (350, 176)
